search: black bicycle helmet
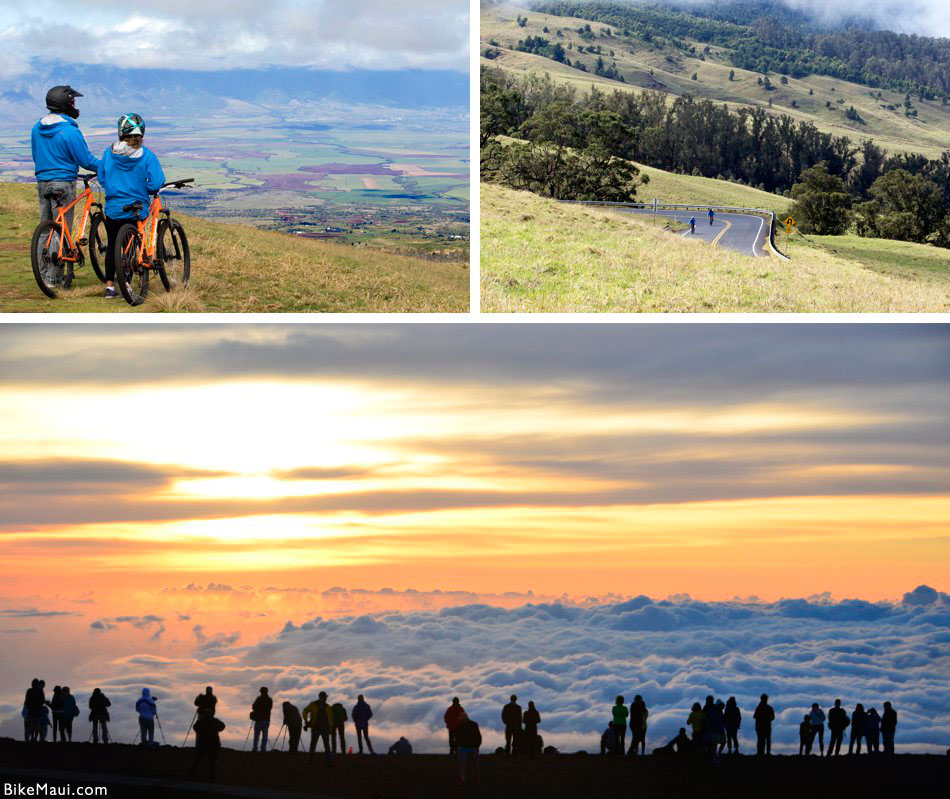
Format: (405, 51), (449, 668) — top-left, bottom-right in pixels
(117, 113), (145, 138)
(45, 85), (82, 119)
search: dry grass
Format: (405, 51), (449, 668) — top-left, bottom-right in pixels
(480, 183), (950, 313)
(0, 182), (468, 313)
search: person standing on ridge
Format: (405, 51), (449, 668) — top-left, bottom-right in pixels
(352, 694), (375, 754)
(611, 696), (629, 756)
(88, 687), (111, 744)
(251, 687), (273, 752)
(828, 699), (849, 756)
(753, 694), (775, 756)
(881, 702), (898, 754)
(135, 688), (157, 746)
(523, 701), (541, 735)
(282, 701), (303, 753)
(799, 714), (812, 755)
(188, 708), (225, 782)
(303, 691), (333, 764)
(330, 701), (347, 754)
(50, 686), (64, 743)
(455, 712), (482, 786)
(501, 695), (522, 757)
(687, 702), (706, 753)
(808, 703), (826, 756)
(864, 707), (881, 753)
(724, 696), (741, 754)
(848, 703), (866, 755)
(60, 687), (77, 743)
(628, 695), (648, 756)
(444, 697), (465, 756)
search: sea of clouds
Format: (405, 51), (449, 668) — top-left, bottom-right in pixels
(4, 586), (946, 753)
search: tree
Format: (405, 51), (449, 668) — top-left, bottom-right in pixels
(728, 69), (735, 81)
(856, 169), (945, 243)
(789, 162), (852, 234)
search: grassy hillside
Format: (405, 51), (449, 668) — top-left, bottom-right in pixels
(0, 183), (468, 313)
(482, 3), (950, 159)
(634, 163), (792, 213)
(481, 183), (950, 312)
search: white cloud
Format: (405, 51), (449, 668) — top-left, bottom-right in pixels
(0, 0), (468, 76)
(3, 588), (945, 753)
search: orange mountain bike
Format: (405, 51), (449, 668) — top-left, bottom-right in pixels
(114, 178), (194, 306)
(30, 173), (107, 297)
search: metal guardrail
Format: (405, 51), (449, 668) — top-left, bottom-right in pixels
(562, 201), (791, 260)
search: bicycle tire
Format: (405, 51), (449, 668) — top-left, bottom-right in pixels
(114, 223), (148, 306)
(30, 220), (67, 298)
(157, 218), (190, 291)
(88, 211), (107, 283)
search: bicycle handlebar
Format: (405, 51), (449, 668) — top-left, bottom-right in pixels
(160, 178), (195, 190)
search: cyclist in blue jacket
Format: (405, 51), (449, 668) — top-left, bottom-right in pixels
(30, 85), (100, 231)
(98, 113), (165, 298)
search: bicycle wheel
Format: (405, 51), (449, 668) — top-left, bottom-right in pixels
(114, 223), (148, 306)
(30, 220), (70, 298)
(88, 211), (107, 283)
(157, 218), (190, 291)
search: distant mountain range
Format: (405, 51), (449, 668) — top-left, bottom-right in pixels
(0, 62), (469, 121)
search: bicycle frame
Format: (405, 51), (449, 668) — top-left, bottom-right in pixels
(45, 179), (99, 263)
(121, 180), (193, 270)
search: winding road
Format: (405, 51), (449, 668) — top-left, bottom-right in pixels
(614, 207), (770, 257)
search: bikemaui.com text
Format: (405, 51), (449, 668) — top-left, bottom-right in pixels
(4, 784), (107, 797)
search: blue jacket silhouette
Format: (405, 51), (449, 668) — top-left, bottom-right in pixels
(31, 114), (100, 181)
(98, 143), (165, 220)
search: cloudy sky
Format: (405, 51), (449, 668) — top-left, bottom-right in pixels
(0, 0), (468, 77)
(0, 323), (947, 751)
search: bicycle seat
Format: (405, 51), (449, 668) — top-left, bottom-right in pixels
(122, 201), (144, 214)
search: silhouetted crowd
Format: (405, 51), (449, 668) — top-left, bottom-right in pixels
(19, 676), (902, 784)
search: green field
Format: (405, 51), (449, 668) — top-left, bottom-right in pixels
(482, 3), (950, 159)
(481, 183), (950, 313)
(0, 183), (468, 313)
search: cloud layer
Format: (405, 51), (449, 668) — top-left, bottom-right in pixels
(3, 589), (946, 754)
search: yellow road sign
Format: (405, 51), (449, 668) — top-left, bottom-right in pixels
(784, 216), (796, 227)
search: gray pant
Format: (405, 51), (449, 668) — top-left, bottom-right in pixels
(37, 180), (76, 227)
(35, 181), (76, 288)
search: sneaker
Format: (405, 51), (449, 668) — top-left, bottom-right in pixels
(104, 286), (116, 299)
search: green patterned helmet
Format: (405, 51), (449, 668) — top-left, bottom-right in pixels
(117, 113), (145, 138)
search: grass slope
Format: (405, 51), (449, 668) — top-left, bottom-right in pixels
(482, 3), (950, 159)
(481, 183), (950, 313)
(0, 183), (468, 313)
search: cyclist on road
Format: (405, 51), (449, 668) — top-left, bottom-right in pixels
(708, 208), (715, 226)
(98, 113), (165, 299)
(30, 86), (100, 287)
(688, 216), (696, 234)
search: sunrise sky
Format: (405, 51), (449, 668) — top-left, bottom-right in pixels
(0, 322), (947, 750)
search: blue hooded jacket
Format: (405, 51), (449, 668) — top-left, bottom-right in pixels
(99, 142), (165, 221)
(31, 114), (100, 181)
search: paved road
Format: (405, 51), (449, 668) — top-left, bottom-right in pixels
(614, 208), (769, 257)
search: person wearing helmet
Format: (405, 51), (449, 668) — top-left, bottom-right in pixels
(97, 113), (165, 298)
(30, 86), (101, 279)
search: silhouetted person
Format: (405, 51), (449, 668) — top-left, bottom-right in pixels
(282, 701), (302, 753)
(513, 727), (543, 759)
(865, 707), (881, 753)
(303, 691), (333, 764)
(37, 706), (51, 741)
(388, 736), (412, 755)
(135, 688), (157, 745)
(687, 702), (706, 753)
(724, 696), (741, 754)
(881, 702), (897, 754)
(828, 699), (849, 756)
(251, 687), (272, 752)
(60, 687), (77, 742)
(456, 711), (481, 785)
(611, 695), (628, 755)
(23, 679), (45, 741)
(50, 686), (64, 743)
(331, 702), (347, 753)
(188, 708), (225, 781)
(194, 686), (217, 716)
(352, 694), (374, 754)
(659, 727), (691, 755)
(523, 701), (541, 736)
(444, 697), (465, 756)
(501, 694), (522, 756)
(707, 698), (726, 759)
(754, 694), (774, 756)
(89, 688), (111, 743)
(808, 703), (826, 756)
(849, 704), (866, 755)
(799, 714), (812, 755)
(600, 725), (618, 756)
(628, 695), (648, 755)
